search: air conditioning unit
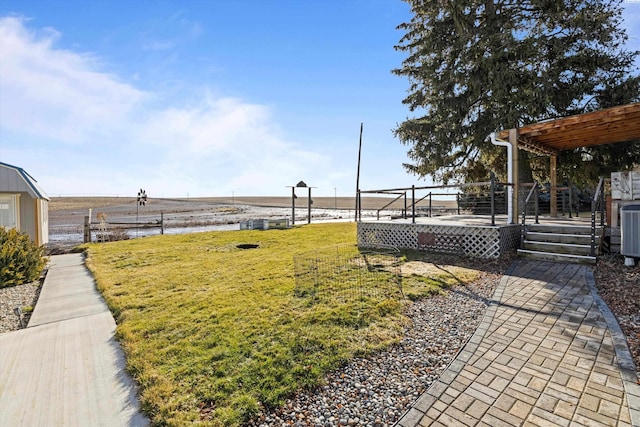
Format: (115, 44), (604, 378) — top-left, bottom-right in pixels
(621, 204), (640, 266)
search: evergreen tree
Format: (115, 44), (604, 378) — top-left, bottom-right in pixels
(393, 0), (640, 186)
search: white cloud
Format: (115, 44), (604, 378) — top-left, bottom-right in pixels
(132, 95), (328, 196)
(0, 16), (332, 197)
(0, 16), (147, 144)
(139, 96), (278, 153)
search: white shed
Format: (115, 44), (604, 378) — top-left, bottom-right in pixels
(0, 162), (49, 246)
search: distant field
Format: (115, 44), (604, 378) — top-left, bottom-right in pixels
(49, 196), (457, 212)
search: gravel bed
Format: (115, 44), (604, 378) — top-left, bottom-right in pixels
(248, 264), (504, 427)
(593, 255), (640, 381)
(248, 254), (640, 426)
(0, 280), (43, 334)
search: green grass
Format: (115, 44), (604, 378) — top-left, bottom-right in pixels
(85, 223), (473, 426)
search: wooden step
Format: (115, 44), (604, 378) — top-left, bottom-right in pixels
(517, 249), (596, 265)
(525, 224), (600, 235)
(523, 241), (594, 256)
(524, 232), (597, 245)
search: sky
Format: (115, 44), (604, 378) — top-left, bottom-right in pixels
(1, 1), (639, 198)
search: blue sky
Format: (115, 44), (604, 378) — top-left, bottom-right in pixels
(1, 1), (639, 198)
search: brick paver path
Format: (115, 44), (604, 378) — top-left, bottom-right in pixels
(397, 259), (640, 427)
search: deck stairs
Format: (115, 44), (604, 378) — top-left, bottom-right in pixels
(517, 224), (603, 265)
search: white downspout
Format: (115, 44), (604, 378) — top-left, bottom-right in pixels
(489, 132), (514, 224)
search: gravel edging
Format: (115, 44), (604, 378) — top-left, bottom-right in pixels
(593, 255), (640, 381)
(249, 265), (504, 427)
(0, 280), (43, 334)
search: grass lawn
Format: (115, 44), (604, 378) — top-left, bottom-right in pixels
(85, 222), (474, 426)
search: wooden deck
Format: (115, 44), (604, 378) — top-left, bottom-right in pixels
(357, 214), (602, 259)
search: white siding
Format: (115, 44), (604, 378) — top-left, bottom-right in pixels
(611, 171), (640, 201)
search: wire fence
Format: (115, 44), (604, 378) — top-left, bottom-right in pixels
(293, 244), (403, 331)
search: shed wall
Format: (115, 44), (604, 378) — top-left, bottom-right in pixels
(1, 164), (49, 245)
(19, 195), (35, 239)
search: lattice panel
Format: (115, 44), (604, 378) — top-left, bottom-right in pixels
(358, 222), (520, 259)
(418, 232), (463, 254)
(500, 225), (522, 253)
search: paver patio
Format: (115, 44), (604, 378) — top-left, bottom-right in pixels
(397, 259), (639, 427)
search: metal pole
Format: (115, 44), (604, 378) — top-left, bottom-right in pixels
(591, 199), (596, 256)
(490, 172), (495, 226)
(161, 212), (164, 235)
(291, 187), (296, 225)
(521, 194), (526, 248)
(403, 192), (407, 219)
(535, 185), (539, 224)
(355, 123), (363, 222)
(308, 187), (312, 224)
(599, 188), (605, 227)
(412, 185), (416, 223)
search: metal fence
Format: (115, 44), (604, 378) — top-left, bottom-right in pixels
(293, 244), (403, 329)
(357, 173), (510, 226)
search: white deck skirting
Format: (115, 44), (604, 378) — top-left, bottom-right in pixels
(357, 218), (521, 259)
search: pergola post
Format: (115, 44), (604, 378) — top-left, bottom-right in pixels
(509, 128), (520, 223)
(550, 155), (558, 217)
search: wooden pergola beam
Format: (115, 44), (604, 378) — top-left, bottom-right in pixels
(497, 103), (640, 153)
(496, 103), (640, 220)
(518, 135), (558, 156)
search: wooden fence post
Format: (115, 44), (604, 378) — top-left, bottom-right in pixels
(84, 216), (91, 243)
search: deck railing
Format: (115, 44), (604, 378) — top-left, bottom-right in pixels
(519, 182), (578, 218)
(520, 182), (540, 247)
(358, 173), (512, 226)
(591, 177), (606, 256)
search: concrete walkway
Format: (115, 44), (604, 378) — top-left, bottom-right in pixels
(0, 253), (148, 426)
(397, 259), (640, 427)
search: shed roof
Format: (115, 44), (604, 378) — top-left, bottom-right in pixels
(0, 162), (50, 200)
(496, 102), (640, 156)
